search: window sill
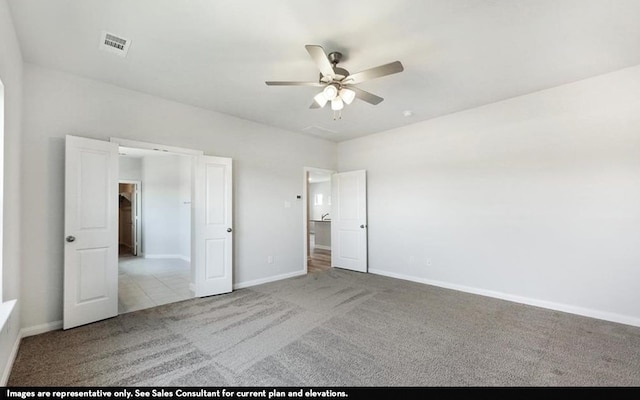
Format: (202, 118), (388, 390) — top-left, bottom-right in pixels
(0, 299), (16, 332)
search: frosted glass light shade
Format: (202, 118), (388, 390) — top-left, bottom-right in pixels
(323, 84), (338, 100)
(331, 97), (344, 111)
(314, 92), (328, 107)
(339, 88), (355, 104)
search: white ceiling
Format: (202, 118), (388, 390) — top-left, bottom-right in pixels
(8, 0), (640, 142)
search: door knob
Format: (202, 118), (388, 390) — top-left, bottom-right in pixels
(227, 228), (233, 233)
(360, 225), (366, 229)
(66, 236), (76, 243)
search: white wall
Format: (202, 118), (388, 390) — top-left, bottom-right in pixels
(141, 154), (190, 260)
(338, 65), (640, 327)
(178, 156), (191, 261)
(119, 156), (142, 181)
(20, 64), (336, 329)
(308, 181), (331, 221)
(0, 0), (22, 383)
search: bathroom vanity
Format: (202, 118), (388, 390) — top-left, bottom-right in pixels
(311, 219), (331, 249)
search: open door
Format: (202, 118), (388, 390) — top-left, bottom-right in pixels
(119, 181), (141, 256)
(194, 155), (233, 297)
(64, 135), (233, 327)
(331, 170), (368, 272)
(64, 135), (119, 329)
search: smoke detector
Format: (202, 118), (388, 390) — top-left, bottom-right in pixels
(99, 31), (131, 57)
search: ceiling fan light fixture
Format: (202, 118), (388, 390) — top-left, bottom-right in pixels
(323, 84), (338, 101)
(265, 45), (404, 119)
(331, 97), (344, 111)
(339, 88), (356, 105)
(314, 92), (328, 108)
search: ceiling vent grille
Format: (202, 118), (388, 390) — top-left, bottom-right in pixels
(99, 31), (131, 57)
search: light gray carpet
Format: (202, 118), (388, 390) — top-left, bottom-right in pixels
(8, 269), (640, 386)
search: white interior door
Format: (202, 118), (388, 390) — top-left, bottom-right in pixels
(194, 155), (233, 297)
(64, 135), (119, 329)
(331, 170), (368, 272)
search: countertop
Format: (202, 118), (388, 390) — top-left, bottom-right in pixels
(310, 219), (331, 222)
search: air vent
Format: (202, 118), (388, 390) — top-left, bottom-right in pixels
(99, 31), (131, 57)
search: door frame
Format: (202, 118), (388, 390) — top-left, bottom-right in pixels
(109, 137), (204, 260)
(110, 137), (203, 156)
(65, 135), (233, 328)
(111, 137), (204, 296)
(302, 166), (336, 273)
(118, 179), (141, 256)
(113, 138), (233, 298)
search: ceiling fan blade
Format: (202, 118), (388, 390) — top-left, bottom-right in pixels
(350, 86), (384, 105)
(343, 61), (404, 85)
(265, 81), (324, 87)
(305, 45), (335, 79)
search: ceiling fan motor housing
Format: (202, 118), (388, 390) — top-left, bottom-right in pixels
(320, 68), (349, 82)
(321, 51), (349, 82)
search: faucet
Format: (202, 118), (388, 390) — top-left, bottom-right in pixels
(321, 213), (330, 220)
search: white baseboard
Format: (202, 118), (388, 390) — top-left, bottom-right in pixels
(234, 269), (306, 290)
(0, 331), (21, 386)
(369, 268), (640, 328)
(21, 320), (63, 338)
(314, 245), (331, 251)
(1, 319), (62, 385)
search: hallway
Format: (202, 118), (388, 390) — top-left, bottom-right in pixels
(118, 256), (193, 314)
(308, 233), (331, 273)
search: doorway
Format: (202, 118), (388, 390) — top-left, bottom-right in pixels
(64, 135), (234, 329)
(118, 181), (139, 257)
(117, 147), (194, 314)
(304, 167), (335, 273)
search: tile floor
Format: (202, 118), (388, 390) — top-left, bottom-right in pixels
(118, 256), (193, 314)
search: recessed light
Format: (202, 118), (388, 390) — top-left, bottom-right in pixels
(403, 110), (413, 117)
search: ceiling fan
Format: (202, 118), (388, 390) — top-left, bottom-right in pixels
(265, 45), (404, 119)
